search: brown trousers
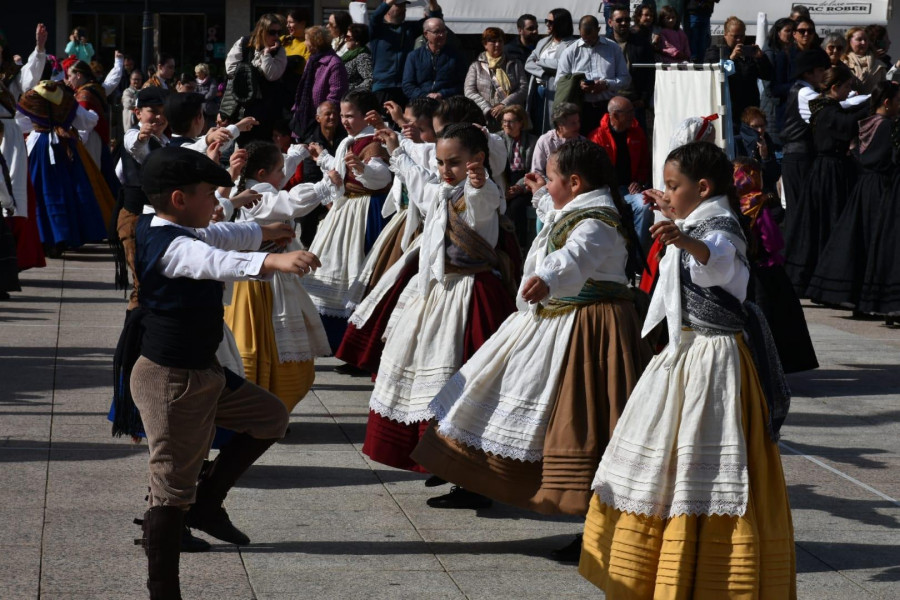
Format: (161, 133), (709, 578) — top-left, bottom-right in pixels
(130, 356), (289, 508)
(117, 208), (140, 311)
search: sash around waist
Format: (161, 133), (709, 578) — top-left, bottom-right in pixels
(537, 279), (634, 318)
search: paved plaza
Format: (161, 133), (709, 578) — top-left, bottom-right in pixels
(1, 246), (899, 599)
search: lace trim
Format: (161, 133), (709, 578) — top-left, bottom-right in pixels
(347, 310), (368, 329)
(435, 421), (543, 462)
(595, 485), (748, 518)
(608, 453), (745, 475)
(278, 350), (330, 363)
(344, 278), (368, 310)
(369, 393), (434, 425)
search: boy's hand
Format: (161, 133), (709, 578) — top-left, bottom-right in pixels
(523, 172), (545, 194)
(228, 148), (248, 179)
(205, 127), (232, 147)
(521, 275), (549, 304)
(210, 205), (225, 222)
(232, 189), (262, 209)
(308, 143), (323, 160)
(467, 160), (486, 189)
(260, 222), (295, 244)
(206, 140), (222, 164)
(262, 250), (322, 276)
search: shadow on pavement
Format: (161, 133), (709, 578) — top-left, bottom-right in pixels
(787, 365), (900, 398)
(789, 484), (900, 529)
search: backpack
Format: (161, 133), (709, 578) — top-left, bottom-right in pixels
(218, 38), (259, 121)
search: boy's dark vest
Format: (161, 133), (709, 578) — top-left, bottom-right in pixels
(134, 214), (224, 369)
(780, 81), (813, 156)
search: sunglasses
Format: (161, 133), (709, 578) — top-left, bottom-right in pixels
(545, 19), (554, 25)
(614, 17), (631, 24)
(268, 28), (282, 36)
(795, 28), (812, 35)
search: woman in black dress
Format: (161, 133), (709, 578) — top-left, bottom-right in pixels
(857, 82), (900, 320)
(783, 65), (870, 295)
(808, 81), (900, 310)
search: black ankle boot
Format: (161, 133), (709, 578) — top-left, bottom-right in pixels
(426, 486), (492, 509)
(143, 506), (184, 600)
(186, 433), (277, 545)
(550, 534), (583, 563)
(424, 475), (447, 487)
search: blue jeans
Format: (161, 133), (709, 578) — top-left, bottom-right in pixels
(620, 187), (653, 254)
(685, 14), (712, 63)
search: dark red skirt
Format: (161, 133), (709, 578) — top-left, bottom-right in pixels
(335, 261), (418, 374)
(361, 270), (517, 472)
(7, 178), (46, 271)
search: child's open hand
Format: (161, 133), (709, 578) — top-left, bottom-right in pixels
(232, 189), (262, 209)
(260, 222), (295, 245)
(467, 160), (486, 189)
(523, 172), (546, 194)
(520, 275), (549, 304)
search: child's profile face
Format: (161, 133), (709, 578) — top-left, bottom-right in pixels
(661, 160), (706, 219)
(340, 102), (367, 136)
(545, 156), (573, 209)
(178, 182), (219, 228)
(257, 155), (286, 187)
(435, 137), (477, 187)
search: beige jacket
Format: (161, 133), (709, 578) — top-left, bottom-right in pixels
(464, 52), (528, 115)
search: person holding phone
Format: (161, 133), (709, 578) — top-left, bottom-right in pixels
(704, 16), (772, 134)
(65, 27), (95, 62)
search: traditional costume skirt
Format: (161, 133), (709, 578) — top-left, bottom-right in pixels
(6, 177), (46, 270)
(363, 270), (515, 472)
(412, 298), (651, 515)
(784, 155), (856, 296)
(225, 278), (322, 412)
(74, 137), (117, 230)
(28, 134), (108, 248)
(344, 208), (408, 311)
(301, 192), (388, 351)
(579, 331), (796, 599)
(858, 172), (900, 315)
(751, 265), (818, 373)
(806, 169), (889, 309)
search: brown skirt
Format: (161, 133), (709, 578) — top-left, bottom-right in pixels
(412, 299), (652, 516)
(364, 212), (408, 296)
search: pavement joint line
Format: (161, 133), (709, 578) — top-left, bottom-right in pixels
(779, 441), (900, 507)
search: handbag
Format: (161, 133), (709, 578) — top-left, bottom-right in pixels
(219, 38), (259, 121)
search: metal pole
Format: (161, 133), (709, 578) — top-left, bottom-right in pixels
(141, 0), (153, 74)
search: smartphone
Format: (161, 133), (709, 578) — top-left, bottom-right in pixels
(742, 44), (758, 57)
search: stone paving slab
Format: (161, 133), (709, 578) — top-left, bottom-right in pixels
(0, 248), (898, 599)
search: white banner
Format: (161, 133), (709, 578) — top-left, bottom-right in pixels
(401, 0), (891, 35)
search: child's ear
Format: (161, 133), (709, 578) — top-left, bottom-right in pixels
(697, 178), (712, 199)
(170, 189), (186, 210)
(569, 173), (582, 191)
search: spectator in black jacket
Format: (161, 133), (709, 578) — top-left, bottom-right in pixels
(504, 14), (540, 65)
(607, 4), (654, 133)
(763, 18), (796, 142)
(704, 16), (772, 133)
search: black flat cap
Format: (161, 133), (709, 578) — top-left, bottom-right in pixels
(135, 87), (167, 108)
(141, 147), (233, 195)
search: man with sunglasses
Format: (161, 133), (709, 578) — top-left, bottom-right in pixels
(606, 5), (653, 131)
(505, 14), (540, 65)
(555, 14), (630, 134)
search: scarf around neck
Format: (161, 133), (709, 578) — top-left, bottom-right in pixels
(485, 53), (511, 94)
(641, 195), (743, 360)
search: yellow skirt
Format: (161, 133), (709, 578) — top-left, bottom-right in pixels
(579, 336), (796, 599)
(225, 280), (315, 412)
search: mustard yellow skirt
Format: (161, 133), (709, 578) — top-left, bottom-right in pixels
(579, 337), (796, 599)
(225, 280), (315, 412)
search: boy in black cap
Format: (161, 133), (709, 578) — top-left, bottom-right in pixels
(164, 91), (257, 156)
(116, 86), (170, 308)
(116, 146), (320, 599)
